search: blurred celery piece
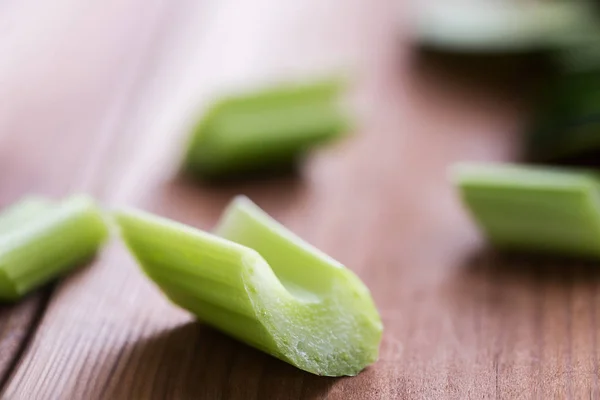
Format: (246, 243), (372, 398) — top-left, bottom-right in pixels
(453, 163), (600, 258)
(0, 197), (52, 236)
(184, 78), (350, 178)
(415, 1), (591, 53)
(116, 196), (382, 376)
(0, 195), (109, 301)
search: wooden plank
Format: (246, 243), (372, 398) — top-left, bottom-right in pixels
(4, 0), (599, 399)
(0, 0), (174, 390)
(2, 1), (393, 397)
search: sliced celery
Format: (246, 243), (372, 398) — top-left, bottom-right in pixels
(183, 78), (351, 178)
(453, 162), (600, 258)
(0, 197), (53, 236)
(0, 195), (109, 300)
(415, 1), (590, 53)
(115, 197), (382, 376)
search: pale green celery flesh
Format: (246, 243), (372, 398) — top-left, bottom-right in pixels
(416, 1), (592, 53)
(184, 78), (349, 177)
(0, 195), (109, 301)
(0, 197), (53, 236)
(453, 162), (600, 258)
(116, 198), (382, 377)
(115, 210), (278, 350)
(213, 78), (345, 112)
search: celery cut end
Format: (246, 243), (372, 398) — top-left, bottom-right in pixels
(115, 198), (382, 377)
(453, 162), (600, 259)
(0, 195), (109, 300)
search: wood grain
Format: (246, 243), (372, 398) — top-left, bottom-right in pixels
(2, 0), (599, 399)
(0, 0), (174, 392)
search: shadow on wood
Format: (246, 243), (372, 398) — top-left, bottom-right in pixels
(411, 48), (554, 98)
(463, 250), (600, 285)
(97, 321), (338, 400)
(441, 248), (600, 340)
(179, 162), (301, 188)
(149, 172), (306, 231)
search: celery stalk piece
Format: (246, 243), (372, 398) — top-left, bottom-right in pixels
(452, 162), (600, 259)
(415, 1), (591, 53)
(0, 197), (53, 236)
(0, 195), (109, 301)
(115, 197), (383, 376)
(183, 78), (351, 179)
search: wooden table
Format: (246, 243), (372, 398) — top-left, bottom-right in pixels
(0, 0), (595, 398)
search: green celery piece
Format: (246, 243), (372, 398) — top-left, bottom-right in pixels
(183, 78), (351, 178)
(0, 197), (53, 236)
(415, 1), (591, 53)
(453, 162), (600, 258)
(0, 195), (109, 301)
(115, 196), (382, 376)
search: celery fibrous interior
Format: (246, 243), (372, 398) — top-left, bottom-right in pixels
(116, 196), (383, 376)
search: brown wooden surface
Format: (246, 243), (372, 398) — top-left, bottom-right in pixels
(0, 0), (596, 399)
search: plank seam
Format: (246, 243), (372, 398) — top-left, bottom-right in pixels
(0, 285), (54, 393)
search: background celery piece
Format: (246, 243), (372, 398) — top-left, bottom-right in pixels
(415, 1), (592, 53)
(453, 162), (600, 258)
(183, 78), (351, 178)
(0, 197), (53, 236)
(0, 195), (109, 301)
(115, 197), (383, 376)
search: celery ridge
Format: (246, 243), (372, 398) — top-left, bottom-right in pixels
(453, 162), (600, 258)
(0, 195), (109, 300)
(116, 196), (383, 376)
(183, 78), (351, 178)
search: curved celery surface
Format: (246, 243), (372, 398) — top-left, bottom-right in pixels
(453, 162), (600, 258)
(415, 1), (590, 53)
(183, 78), (351, 178)
(0, 197), (53, 236)
(115, 197), (382, 376)
(0, 195), (109, 300)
